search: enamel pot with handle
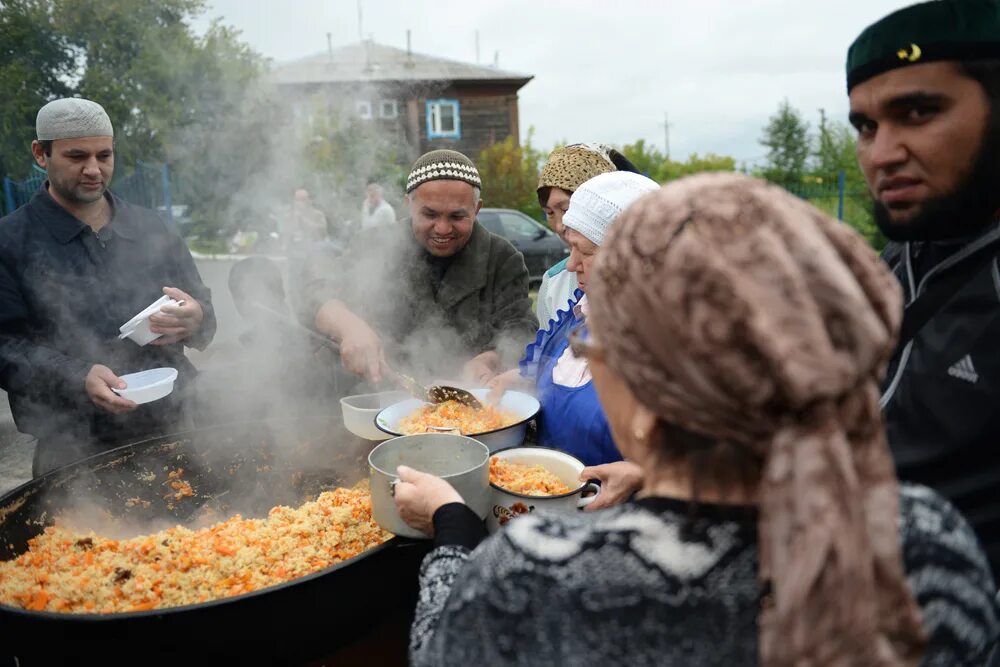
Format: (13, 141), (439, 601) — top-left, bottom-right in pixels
(368, 433), (491, 539)
(487, 446), (601, 533)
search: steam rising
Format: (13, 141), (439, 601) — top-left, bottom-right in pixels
(2, 49), (541, 542)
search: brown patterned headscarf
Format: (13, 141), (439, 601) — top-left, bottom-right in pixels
(537, 144), (617, 194)
(588, 173), (926, 666)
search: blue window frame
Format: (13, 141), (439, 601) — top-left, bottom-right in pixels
(426, 99), (461, 139)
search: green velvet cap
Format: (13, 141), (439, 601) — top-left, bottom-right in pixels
(846, 0), (1000, 92)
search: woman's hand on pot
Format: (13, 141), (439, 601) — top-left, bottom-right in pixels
(393, 465), (464, 536)
(579, 461), (644, 511)
(486, 368), (522, 405)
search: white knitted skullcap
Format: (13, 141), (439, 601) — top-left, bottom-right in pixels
(563, 172), (660, 246)
(36, 98), (114, 141)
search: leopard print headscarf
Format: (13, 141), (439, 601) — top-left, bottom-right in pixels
(588, 173), (926, 667)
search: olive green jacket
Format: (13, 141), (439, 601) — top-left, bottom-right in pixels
(300, 221), (537, 377)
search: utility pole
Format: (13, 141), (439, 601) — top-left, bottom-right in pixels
(357, 0), (363, 42)
(662, 112), (671, 160)
(475, 30), (480, 64)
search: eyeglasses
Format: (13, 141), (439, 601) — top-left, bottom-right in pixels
(568, 327), (605, 362)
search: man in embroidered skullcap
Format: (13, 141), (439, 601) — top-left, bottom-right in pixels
(0, 98), (216, 476)
(847, 0), (1000, 573)
(302, 149), (536, 386)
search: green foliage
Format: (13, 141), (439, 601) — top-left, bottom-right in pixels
(619, 139), (736, 183)
(759, 99), (810, 183)
(476, 129), (545, 220)
(0, 0), (73, 177)
(0, 0), (270, 238)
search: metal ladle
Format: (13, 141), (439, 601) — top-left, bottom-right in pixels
(387, 369), (482, 410)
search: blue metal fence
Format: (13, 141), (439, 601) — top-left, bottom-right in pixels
(2, 162), (172, 224)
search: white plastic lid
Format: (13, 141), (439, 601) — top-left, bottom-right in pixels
(120, 296), (174, 334)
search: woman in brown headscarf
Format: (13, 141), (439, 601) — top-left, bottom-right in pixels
(396, 174), (999, 667)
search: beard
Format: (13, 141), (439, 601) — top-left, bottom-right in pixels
(874, 113), (1000, 242)
(50, 176), (106, 205)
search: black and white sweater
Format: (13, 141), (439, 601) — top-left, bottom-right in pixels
(411, 484), (999, 667)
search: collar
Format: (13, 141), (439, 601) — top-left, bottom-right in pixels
(431, 222), (492, 310)
(30, 184), (140, 244)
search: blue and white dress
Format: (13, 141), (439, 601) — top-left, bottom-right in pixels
(520, 290), (621, 467)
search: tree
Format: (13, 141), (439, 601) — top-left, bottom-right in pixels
(620, 140), (736, 183)
(0, 0), (73, 177)
(813, 109), (862, 183)
(808, 109), (885, 250)
(476, 130), (545, 220)
(760, 99), (810, 184)
(0, 0), (270, 238)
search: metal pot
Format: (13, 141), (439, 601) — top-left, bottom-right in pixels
(487, 446), (601, 533)
(374, 389), (540, 452)
(368, 434), (490, 539)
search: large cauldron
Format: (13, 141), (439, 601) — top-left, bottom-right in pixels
(0, 417), (428, 666)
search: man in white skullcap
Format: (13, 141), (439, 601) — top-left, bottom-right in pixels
(0, 98), (217, 476)
(301, 149), (536, 388)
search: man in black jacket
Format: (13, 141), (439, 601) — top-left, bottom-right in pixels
(847, 1), (1000, 574)
(0, 98), (216, 476)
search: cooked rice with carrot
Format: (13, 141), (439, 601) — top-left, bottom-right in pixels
(0, 482), (390, 614)
(399, 400), (518, 435)
(489, 457), (572, 496)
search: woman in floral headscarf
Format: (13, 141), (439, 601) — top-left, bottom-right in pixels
(396, 174), (999, 667)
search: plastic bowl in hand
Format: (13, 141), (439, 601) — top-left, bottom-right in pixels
(111, 368), (178, 404)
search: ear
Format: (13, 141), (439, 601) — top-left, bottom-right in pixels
(629, 404), (660, 451)
(30, 141), (47, 169)
(475, 198), (483, 217)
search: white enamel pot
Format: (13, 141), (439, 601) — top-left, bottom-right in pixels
(487, 446), (601, 533)
(374, 389), (540, 452)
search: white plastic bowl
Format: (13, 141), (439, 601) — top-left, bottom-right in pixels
(375, 389), (540, 452)
(119, 296), (179, 347)
(340, 391), (410, 440)
(111, 367), (178, 404)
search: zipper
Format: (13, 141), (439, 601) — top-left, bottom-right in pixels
(880, 243), (916, 408)
(879, 226), (1000, 408)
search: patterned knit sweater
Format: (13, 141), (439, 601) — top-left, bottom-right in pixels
(410, 484), (999, 666)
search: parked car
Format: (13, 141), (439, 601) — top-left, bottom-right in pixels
(477, 208), (569, 287)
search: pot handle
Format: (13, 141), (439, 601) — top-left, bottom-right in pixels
(577, 481), (602, 509)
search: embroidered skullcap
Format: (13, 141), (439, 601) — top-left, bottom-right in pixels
(36, 98), (114, 141)
(406, 150), (482, 194)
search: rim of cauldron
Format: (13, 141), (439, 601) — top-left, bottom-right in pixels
(0, 419), (421, 621)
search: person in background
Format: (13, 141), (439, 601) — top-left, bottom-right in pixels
(360, 182), (396, 230)
(301, 150), (536, 386)
(488, 171), (659, 468)
(535, 143), (640, 328)
(846, 0), (1000, 574)
(283, 188), (328, 250)
(395, 173), (999, 667)
(0, 98), (215, 476)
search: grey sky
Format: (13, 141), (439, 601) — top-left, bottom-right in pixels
(195, 0), (910, 165)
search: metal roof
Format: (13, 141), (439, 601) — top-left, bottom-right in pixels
(269, 40), (532, 87)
